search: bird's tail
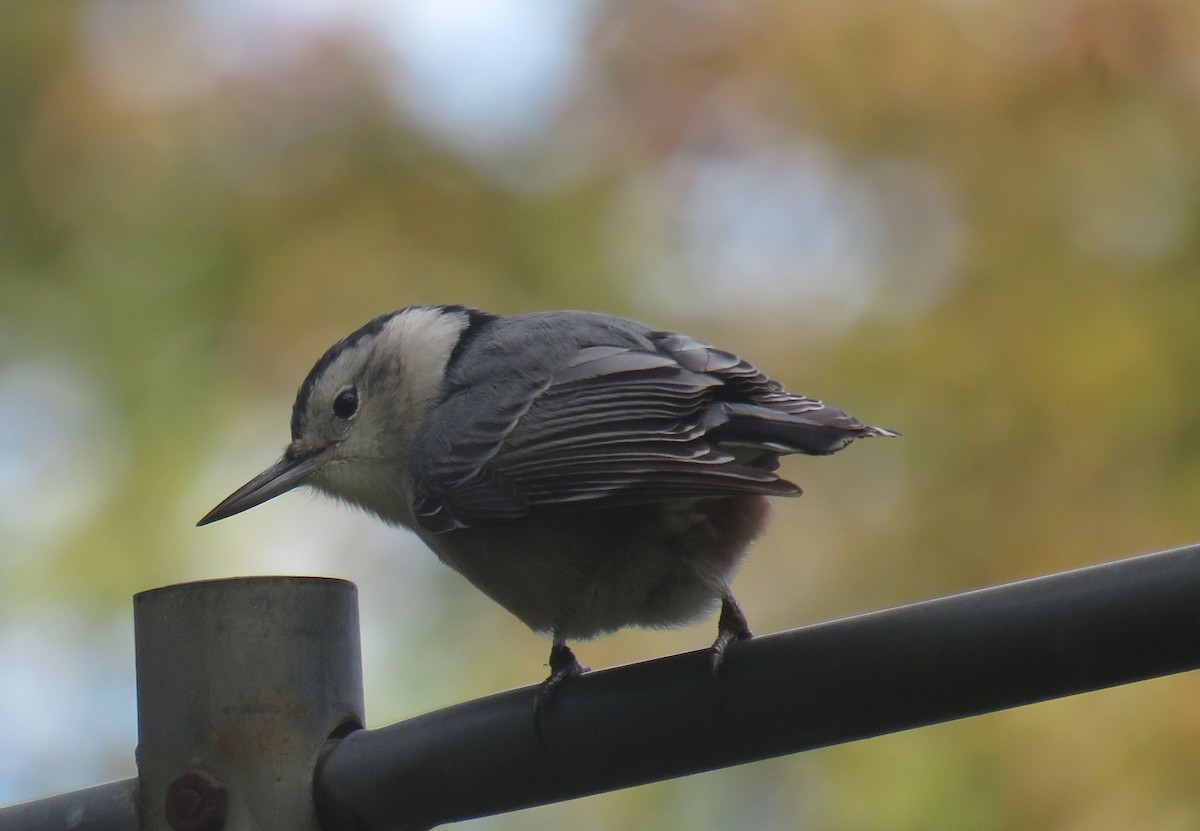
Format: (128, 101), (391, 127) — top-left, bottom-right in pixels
(707, 401), (898, 456)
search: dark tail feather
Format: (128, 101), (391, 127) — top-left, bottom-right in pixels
(707, 402), (898, 456)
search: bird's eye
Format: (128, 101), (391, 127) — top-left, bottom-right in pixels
(333, 387), (359, 420)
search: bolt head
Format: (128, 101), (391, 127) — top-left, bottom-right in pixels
(165, 768), (228, 831)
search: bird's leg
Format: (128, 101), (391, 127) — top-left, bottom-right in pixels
(535, 641), (590, 721)
(709, 593), (753, 676)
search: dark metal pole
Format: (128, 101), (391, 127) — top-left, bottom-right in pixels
(316, 543), (1200, 830)
(136, 576), (364, 831)
(0, 779), (139, 831)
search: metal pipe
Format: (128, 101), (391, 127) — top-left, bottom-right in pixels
(0, 778), (139, 831)
(315, 543), (1200, 830)
(136, 576), (363, 831)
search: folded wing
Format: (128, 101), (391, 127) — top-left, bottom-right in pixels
(410, 321), (892, 532)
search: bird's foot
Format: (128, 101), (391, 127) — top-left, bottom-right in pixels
(709, 595), (753, 678)
(534, 643), (589, 742)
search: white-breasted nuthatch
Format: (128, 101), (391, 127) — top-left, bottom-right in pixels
(199, 305), (895, 704)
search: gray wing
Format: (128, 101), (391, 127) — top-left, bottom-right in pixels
(409, 313), (891, 533)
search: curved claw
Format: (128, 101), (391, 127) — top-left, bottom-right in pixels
(534, 642), (590, 745)
(709, 595), (753, 678)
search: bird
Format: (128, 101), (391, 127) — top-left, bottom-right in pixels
(198, 305), (895, 710)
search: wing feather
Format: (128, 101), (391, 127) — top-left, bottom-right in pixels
(409, 314), (889, 532)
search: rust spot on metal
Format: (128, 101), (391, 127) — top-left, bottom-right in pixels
(213, 690), (308, 763)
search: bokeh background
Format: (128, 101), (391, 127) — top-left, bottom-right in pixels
(4, 0), (1200, 827)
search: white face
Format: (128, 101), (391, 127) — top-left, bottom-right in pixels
(199, 306), (471, 530)
(292, 307), (471, 526)
(288, 332), (393, 467)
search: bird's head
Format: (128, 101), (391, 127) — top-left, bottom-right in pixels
(198, 305), (487, 528)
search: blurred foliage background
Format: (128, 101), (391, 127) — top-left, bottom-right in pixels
(3, 0), (1200, 827)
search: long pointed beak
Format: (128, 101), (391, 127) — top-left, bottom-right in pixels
(197, 453), (321, 526)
